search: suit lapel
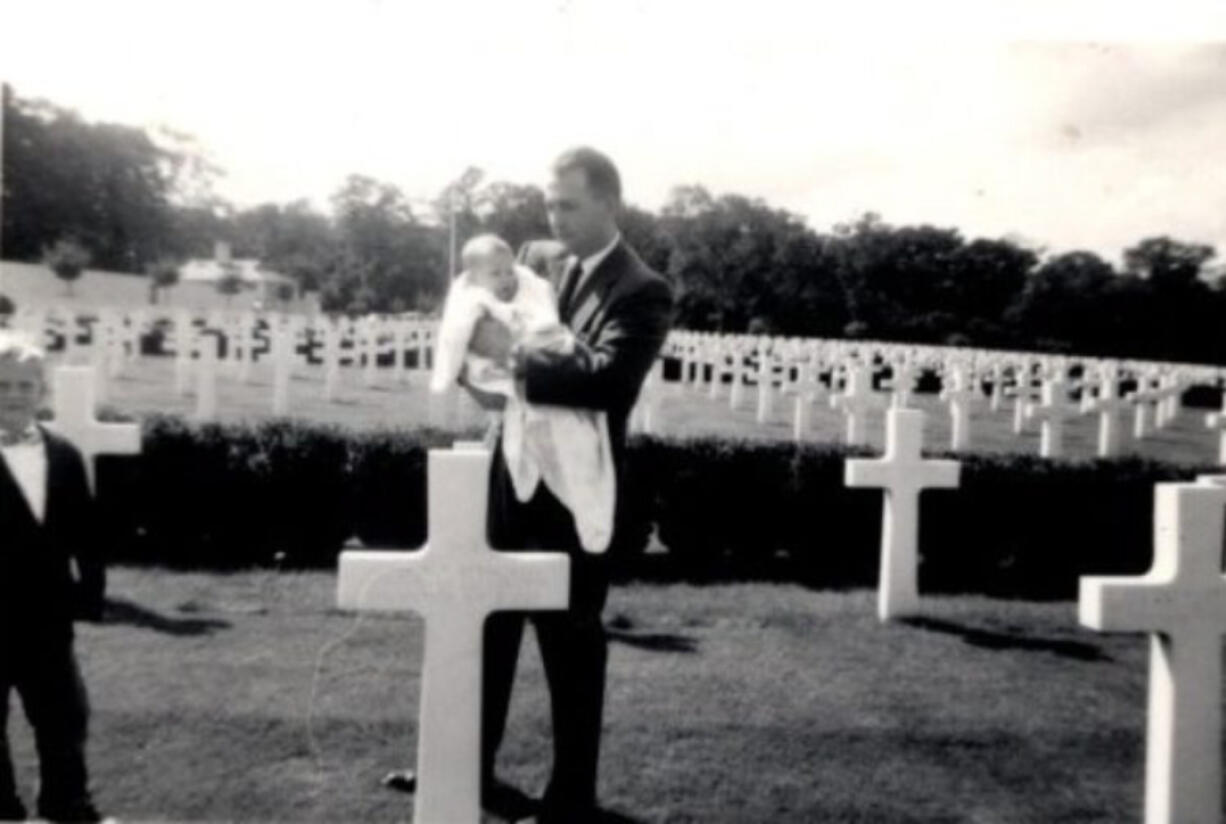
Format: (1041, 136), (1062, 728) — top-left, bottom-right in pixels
(0, 441), (41, 529)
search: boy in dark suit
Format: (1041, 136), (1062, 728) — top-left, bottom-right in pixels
(0, 334), (107, 823)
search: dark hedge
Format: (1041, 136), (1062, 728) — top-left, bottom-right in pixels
(91, 417), (1220, 598)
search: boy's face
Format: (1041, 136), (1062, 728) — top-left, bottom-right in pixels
(0, 358), (45, 433)
(470, 253), (518, 302)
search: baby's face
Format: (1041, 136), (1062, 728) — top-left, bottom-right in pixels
(470, 254), (518, 302)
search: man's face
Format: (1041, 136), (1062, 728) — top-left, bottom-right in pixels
(546, 168), (615, 258)
(0, 358), (45, 433)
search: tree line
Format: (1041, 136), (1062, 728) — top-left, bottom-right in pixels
(3, 83), (1224, 364)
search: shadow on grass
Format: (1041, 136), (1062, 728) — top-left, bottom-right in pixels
(900, 616), (1110, 662)
(607, 628), (699, 654)
(589, 809), (647, 824)
(104, 596), (231, 636)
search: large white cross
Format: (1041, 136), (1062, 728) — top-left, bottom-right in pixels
(337, 447), (571, 824)
(48, 366), (142, 491)
(845, 408), (961, 621)
(1079, 482), (1226, 824)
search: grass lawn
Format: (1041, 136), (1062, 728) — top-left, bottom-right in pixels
(75, 353), (1225, 466)
(5, 568), (1191, 823)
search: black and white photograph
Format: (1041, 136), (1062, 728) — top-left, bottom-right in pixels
(2, 1), (1226, 821)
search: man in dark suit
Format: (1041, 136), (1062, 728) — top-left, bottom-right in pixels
(386, 147), (673, 821)
(469, 147), (674, 822)
(0, 335), (107, 824)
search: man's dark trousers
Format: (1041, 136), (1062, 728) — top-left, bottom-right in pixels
(481, 442), (610, 816)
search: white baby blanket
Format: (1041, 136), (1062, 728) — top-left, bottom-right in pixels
(430, 265), (616, 553)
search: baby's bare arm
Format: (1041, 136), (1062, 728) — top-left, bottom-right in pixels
(469, 314), (514, 364)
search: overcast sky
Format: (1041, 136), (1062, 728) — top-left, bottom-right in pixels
(3, 0), (1226, 265)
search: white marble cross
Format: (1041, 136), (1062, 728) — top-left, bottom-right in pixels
(1003, 371), (1037, 436)
(940, 365), (978, 451)
(1154, 374), (1182, 429)
(1079, 481), (1226, 824)
(173, 310), (194, 397)
(322, 318), (342, 402)
(831, 362), (885, 446)
(1083, 369), (1130, 459)
(986, 363), (1005, 412)
(885, 358), (917, 410)
(194, 332), (219, 420)
(1132, 375), (1162, 440)
(1025, 378), (1075, 458)
(755, 344), (776, 424)
(270, 316), (296, 416)
(337, 447), (571, 824)
(729, 351), (749, 410)
(48, 366), (141, 491)
(845, 408), (961, 621)
(1205, 395), (1226, 466)
(359, 316), (380, 389)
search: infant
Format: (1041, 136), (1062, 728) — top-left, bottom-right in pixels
(429, 234), (565, 397)
(430, 234), (615, 553)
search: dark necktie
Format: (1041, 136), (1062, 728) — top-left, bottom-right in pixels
(557, 260), (584, 322)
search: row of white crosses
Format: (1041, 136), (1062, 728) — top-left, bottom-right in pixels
(665, 329), (1226, 463)
(18, 307), (1226, 461)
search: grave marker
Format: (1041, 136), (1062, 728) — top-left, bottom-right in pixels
(831, 362), (884, 446)
(337, 448), (570, 824)
(845, 408), (960, 621)
(1079, 482), (1226, 824)
(48, 366), (141, 490)
(1025, 378), (1075, 459)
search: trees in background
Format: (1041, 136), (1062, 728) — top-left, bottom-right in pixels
(42, 237), (92, 296)
(4, 83), (1225, 363)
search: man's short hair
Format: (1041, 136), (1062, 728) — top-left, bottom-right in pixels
(0, 331), (46, 367)
(552, 146), (622, 204)
(461, 234), (514, 269)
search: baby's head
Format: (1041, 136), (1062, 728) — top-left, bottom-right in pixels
(0, 332), (47, 435)
(461, 234), (518, 302)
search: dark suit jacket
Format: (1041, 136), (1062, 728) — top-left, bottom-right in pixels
(0, 427), (105, 650)
(510, 238), (674, 551)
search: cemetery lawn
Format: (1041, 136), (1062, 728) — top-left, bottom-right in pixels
(15, 568), (1179, 823)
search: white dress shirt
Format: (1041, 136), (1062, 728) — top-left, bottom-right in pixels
(569, 232), (622, 295)
(1, 429), (48, 522)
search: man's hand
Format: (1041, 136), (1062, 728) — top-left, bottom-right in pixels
(469, 315), (514, 365)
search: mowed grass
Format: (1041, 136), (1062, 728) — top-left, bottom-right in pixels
(3, 568), (1201, 823)
(68, 353), (1225, 466)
